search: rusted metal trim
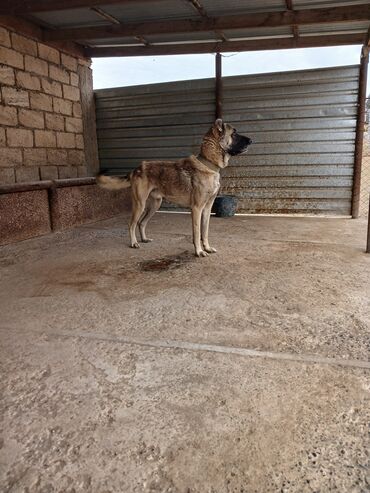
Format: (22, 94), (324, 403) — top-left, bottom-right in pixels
(215, 52), (222, 120)
(351, 46), (369, 218)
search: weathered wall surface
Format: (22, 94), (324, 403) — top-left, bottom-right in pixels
(0, 22), (94, 184)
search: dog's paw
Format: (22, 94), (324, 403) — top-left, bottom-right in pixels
(130, 242), (140, 249)
(195, 250), (209, 257)
(204, 246), (217, 253)
(141, 238), (153, 243)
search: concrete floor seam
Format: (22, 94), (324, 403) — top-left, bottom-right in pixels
(49, 330), (370, 370)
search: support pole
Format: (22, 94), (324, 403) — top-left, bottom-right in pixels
(215, 52), (222, 120)
(367, 194), (370, 253)
(351, 45), (369, 218)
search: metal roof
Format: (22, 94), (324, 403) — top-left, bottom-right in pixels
(3, 0), (370, 56)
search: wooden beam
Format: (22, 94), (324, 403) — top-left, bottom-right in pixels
(285, 0), (293, 10)
(186, 0), (208, 18)
(85, 33), (365, 57)
(185, 0), (227, 42)
(134, 35), (150, 46)
(285, 0), (299, 40)
(292, 25), (299, 40)
(90, 7), (121, 25)
(0, 0), (155, 14)
(44, 4), (370, 42)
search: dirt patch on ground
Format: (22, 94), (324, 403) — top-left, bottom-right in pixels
(139, 251), (194, 272)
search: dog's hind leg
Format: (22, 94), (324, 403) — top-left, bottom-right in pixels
(129, 199), (146, 248)
(139, 194), (162, 243)
(129, 181), (151, 248)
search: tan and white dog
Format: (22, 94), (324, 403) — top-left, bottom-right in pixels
(97, 119), (252, 257)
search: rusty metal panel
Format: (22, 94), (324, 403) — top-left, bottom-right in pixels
(95, 65), (359, 216)
(221, 65), (359, 215)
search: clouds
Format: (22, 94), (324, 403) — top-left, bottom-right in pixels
(92, 45), (367, 93)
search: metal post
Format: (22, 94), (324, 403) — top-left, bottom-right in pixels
(367, 194), (370, 253)
(215, 52), (222, 120)
(351, 45), (369, 218)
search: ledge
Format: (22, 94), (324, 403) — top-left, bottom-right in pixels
(0, 180), (53, 194)
(53, 177), (97, 188)
(0, 177), (98, 194)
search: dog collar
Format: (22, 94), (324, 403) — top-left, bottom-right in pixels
(195, 155), (221, 173)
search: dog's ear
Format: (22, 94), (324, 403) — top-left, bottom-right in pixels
(215, 118), (223, 133)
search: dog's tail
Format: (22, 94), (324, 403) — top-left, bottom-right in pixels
(96, 173), (131, 190)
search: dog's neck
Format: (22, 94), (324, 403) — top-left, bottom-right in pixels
(195, 155), (221, 173)
(199, 132), (230, 169)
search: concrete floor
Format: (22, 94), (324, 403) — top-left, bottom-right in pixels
(0, 212), (369, 493)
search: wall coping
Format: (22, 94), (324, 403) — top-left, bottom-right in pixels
(0, 177), (97, 194)
(55, 177), (96, 188)
(0, 180), (53, 195)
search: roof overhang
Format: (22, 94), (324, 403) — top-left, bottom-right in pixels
(1, 0), (369, 57)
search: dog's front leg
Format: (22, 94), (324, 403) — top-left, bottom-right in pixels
(201, 202), (217, 254)
(192, 206), (208, 257)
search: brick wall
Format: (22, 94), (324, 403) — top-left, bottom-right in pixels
(0, 24), (91, 184)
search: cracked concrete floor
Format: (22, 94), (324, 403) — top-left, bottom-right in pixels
(0, 212), (370, 493)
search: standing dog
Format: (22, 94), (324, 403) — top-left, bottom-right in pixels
(97, 119), (252, 257)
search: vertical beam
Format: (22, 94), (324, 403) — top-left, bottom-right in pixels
(367, 194), (370, 253)
(78, 64), (100, 176)
(215, 52), (222, 120)
(351, 45), (369, 218)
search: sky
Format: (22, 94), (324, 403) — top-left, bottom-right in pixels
(91, 45), (369, 94)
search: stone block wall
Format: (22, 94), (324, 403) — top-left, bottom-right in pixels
(0, 23), (95, 184)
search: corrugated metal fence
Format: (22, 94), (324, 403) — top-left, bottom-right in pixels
(95, 65), (359, 215)
(95, 78), (215, 171)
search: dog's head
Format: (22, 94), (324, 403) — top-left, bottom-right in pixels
(200, 119), (252, 168)
(213, 119), (252, 156)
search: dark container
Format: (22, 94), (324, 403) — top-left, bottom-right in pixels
(212, 195), (238, 217)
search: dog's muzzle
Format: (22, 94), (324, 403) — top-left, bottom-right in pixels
(228, 135), (253, 156)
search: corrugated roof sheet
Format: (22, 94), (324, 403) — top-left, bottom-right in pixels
(200, 0), (287, 16)
(293, 0), (369, 7)
(103, 1), (199, 22)
(300, 20), (369, 35)
(223, 26), (293, 41)
(24, 0), (369, 53)
(28, 8), (109, 29)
